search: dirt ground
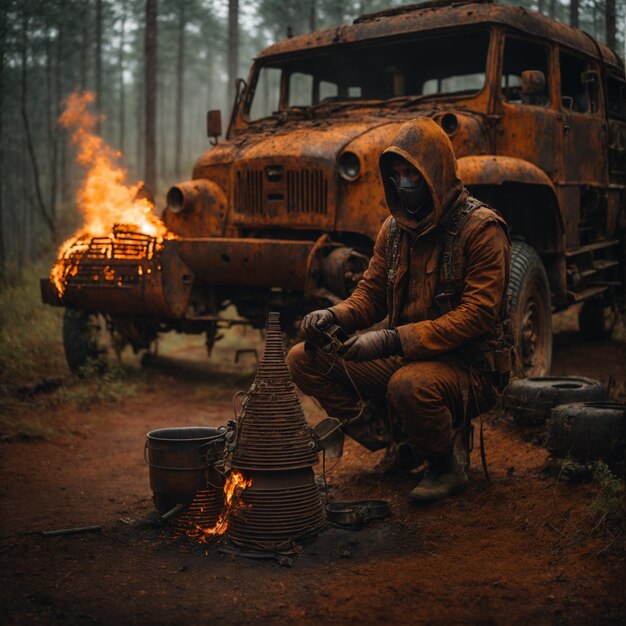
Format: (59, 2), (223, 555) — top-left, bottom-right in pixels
(1, 311), (624, 625)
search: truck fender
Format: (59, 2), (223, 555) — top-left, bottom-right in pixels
(457, 155), (564, 247)
(457, 155), (557, 192)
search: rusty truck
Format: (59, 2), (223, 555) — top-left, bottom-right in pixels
(42, 0), (626, 377)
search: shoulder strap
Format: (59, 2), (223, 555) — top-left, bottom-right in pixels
(436, 197), (483, 314)
(385, 218), (402, 293)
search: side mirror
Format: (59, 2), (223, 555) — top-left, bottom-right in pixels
(521, 70), (546, 97)
(207, 110), (222, 145)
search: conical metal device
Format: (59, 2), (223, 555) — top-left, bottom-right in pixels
(227, 312), (326, 550)
(231, 312), (319, 471)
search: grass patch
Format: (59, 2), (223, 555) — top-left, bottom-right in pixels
(590, 461), (625, 523)
(0, 260), (67, 396)
(53, 362), (142, 411)
(0, 264), (149, 440)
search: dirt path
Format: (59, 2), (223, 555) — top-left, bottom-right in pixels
(1, 319), (624, 625)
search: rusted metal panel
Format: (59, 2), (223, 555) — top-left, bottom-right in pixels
(172, 238), (315, 291)
(458, 155), (557, 189)
(43, 237), (194, 319)
(163, 178), (228, 239)
(257, 2), (622, 73)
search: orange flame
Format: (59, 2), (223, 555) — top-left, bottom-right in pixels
(192, 470), (252, 542)
(50, 91), (175, 294)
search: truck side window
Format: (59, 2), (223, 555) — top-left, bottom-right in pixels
(606, 76), (626, 120)
(560, 52), (598, 114)
(501, 37), (549, 105)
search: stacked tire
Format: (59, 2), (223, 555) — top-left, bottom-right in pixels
(547, 402), (625, 473)
(503, 376), (608, 427)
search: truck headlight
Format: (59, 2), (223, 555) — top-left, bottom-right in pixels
(338, 152), (361, 181)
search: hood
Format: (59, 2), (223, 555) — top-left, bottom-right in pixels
(237, 119), (393, 161)
(379, 118), (466, 237)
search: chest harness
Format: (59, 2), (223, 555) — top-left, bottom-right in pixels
(384, 196), (514, 382)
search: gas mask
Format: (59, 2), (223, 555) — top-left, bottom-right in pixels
(390, 175), (432, 220)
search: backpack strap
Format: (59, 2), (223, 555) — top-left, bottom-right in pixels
(385, 217), (402, 295)
(434, 196), (484, 315)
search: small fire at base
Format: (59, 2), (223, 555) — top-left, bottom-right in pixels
(187, 470), (252, 542)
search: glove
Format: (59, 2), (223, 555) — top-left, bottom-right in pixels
(339, 329), (402, 362)
(301, 309), (336, 341)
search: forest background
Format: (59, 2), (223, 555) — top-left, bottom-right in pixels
(0, 0), (624, 283)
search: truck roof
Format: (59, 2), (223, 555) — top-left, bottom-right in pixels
(257, 0), (624, 73)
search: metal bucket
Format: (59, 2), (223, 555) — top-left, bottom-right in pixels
(145, 426), (226, 514)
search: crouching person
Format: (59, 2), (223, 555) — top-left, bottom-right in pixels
(287, 118), (513, 502)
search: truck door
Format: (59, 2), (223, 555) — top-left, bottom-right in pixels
(558, 50), (607, 187)
(495, 35), (561, 179)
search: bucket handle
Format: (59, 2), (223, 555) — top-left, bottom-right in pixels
(144, 441), (227, 471)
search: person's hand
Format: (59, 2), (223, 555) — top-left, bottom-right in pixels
(339, 329), (401, 362)
(301, 309), (335, 340)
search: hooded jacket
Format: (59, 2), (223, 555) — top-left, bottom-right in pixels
(329, 118), (511, 363)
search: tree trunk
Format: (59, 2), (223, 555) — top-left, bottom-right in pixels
(159, 76), (167, 179)
(548, 0), (557, 19)
(228, 0), (239, 99)
(537, 0), (545, 15)
(136, 74), (143, 181)
(605, 0), (616, 50)
(20, 9), (56, 239)
(57, 1), (66, 206)
(144, 0), (157, 194)
(80, 2), (88, 90)
(174, 5), (186, 178)
(569, 0), (579, 28)
(95, 0), (102, 135)
(0, 4), (6, 282)
(118, 1), (126, 157)
(309, 0), (317, 31)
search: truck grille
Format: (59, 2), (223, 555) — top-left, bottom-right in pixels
(235, 168), (329, 216)
(286, 169), (328, 215)
(235, 170), (265, 215)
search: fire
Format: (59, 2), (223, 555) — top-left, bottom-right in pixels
(192, 470), (252, 542)
(50, 91), (175, 294)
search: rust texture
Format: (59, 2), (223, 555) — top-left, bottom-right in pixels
(227, 312), (326, 550)
(173, 488), (224, 537)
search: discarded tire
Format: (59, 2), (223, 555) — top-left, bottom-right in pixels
(547, 402), (625, 471)
(504, 376), (608, 427)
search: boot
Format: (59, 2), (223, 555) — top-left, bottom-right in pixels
(409, 425), (471, 502)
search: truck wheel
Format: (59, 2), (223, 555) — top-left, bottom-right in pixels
(509, 241), (552, 377)
(63, 309), (110, 374)
(578, 299), (619, 340)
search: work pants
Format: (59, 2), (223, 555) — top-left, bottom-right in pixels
(286, 342), (495, 456)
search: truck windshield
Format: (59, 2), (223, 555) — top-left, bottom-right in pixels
(247, 30), (490, 120)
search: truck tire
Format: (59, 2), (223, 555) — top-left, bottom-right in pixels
(509, 241), (552, 377)
(547, 401), (625, 472)
(578, 299), (619, 340)
(63, 309), (109, 374)
(504, 376), (608, 427)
